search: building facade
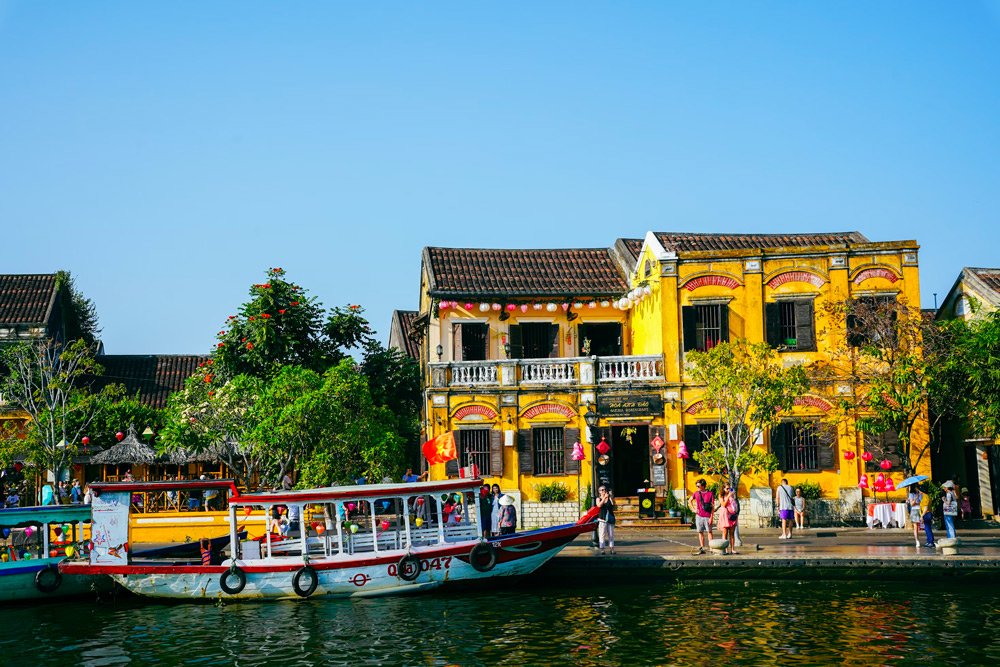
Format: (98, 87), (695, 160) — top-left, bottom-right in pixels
(400, 232), (932, 526)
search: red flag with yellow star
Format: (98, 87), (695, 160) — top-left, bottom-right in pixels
(422, 431), (457, 465)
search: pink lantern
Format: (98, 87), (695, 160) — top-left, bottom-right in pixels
(533, 303), (543, 310)
(561, 303), (569, 311)
(491, 303), (501, 311)
(571, 442), (586, 461)
(861, 452), (873, 462)
(596, 437), (611, 455)
(439, 301), (449, 309)
(588, 301), (597, 309)
(880, 459), (892, 470)
(506, 304), (516, 312)
(464, 303), (474, 310)
(520, 304), (528, 313)
(347, 503), (356, 511)
(843, 450), (855, 461)
(857, 474), (869, 489)
(677, 441), (689, 459)
(884, 477), (896, 492)
(875, 472), (885, 483)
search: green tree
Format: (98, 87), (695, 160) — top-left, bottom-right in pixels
(55, 270), (101, 345)
(212, 268), (371, 380)
(159, 369), (265, 490)
(361, 340), (421, 467)
(687, 339), (809, 517)
(80, 394), (165, 451)
(935, 305), (1000, 441)
(249, 365), (324, 486)
(294, 362), (404, 488)
(0, 339), (119, 502)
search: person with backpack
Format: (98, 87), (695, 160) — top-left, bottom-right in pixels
(688, 479), (716, 554)
(941, 480), (959, 538)
(776, 478), (795, 539)
(498, 495), (517, 536)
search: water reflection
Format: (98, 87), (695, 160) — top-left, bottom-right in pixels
(1, 580), (998, 666)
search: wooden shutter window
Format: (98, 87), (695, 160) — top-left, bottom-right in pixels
(683, 424), (701, 472)
(795, 300), (816, 351)
(453, 323), (463, 361)
(509, 325), (522, 359)
(564, 427), (581, 474)
(770, 422), (788, 472)
(682, 306), (697, 352)
(765, 302), (782, 349)
(490, 428), (503, 477)
(818, 436), (836, 470)
(720, 305), (730, 343)
(517, 429), (533, 475)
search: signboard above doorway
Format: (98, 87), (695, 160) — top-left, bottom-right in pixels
(597, 393), (663, 418)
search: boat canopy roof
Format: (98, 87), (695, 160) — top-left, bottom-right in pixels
(0, 504), (93, 527)
(229, 478), (483, 506)
(89, 479), (240, 496)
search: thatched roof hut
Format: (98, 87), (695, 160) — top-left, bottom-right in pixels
(90, 426), (158, 465)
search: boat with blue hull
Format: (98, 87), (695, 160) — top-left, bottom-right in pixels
(0, 504), (101, 601)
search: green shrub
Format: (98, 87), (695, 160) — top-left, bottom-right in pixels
(795, 480), (823, 500)
(535, 481), (571, 503)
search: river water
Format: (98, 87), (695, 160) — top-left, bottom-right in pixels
(2, 578), (998, 666)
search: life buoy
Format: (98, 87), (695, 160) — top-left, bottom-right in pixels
(397, 554), (421, 582)
(292, 566), (318, 597)
(220, 567), (247, 595)
(469, 542), (497, 572)
(34, 566), (62, 594)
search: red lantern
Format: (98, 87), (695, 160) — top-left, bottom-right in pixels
(81, 436), (90, 446)
(843, 450), (855, 461)
(861, 452), (873, 462)
(116, 432), (124, 442)
(884, 477), (896, 492)
(416, 497), (425, 506)
(596, 437), (611, 455)
(880, 459), (891, 470)
(14, 463), (23, 472)
(857, 474), (869, 489)
(380, 520), (390, 531)
(875, 473), (885, 484)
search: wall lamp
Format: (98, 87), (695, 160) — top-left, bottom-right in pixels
(436, 344), (443, 360)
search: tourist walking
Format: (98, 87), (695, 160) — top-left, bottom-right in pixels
(941, 480), (958, 538)
(490, 483), (502, 535)
(70, 480), (82, 504)
(717, 482), (738, 555)
(793, 488), (806, 530)
(689, 479), (716, 554)
(906, 485), (923, 547)
(596, 485), (616, 555)
(498, 494), (517, 536)
(920, 484), (935, 547)
(777, 478), (795, 539)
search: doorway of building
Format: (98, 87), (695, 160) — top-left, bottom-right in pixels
(578, 323), (622, 356)
(611, 424), (649, 495)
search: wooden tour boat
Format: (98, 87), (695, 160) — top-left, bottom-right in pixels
(1, 504), (101, 601)
(61, 478), (598, 600)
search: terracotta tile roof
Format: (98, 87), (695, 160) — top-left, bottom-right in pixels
(92, 355), (208, 409)
(390, 310), (421, 360)
(969, 268), (1000, 295)
(621, 232), (868, 258)
(425, 247), (628, 297)
(0, 274), (58, 325)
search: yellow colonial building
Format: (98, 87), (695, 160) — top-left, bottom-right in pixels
(398, 232), (931, 526)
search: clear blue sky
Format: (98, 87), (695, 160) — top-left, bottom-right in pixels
(2, 2), (998, 355)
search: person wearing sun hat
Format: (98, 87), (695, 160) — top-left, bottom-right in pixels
(941, 480), (959, 539)
(498, 494), (517, 536)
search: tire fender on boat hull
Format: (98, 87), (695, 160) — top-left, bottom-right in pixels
(469, 542), (497, 572)
(220, 567), (247, 595)
(292, 566), (319, 597)
(34, 565), (62, 594)
(397, 554), (421, 582)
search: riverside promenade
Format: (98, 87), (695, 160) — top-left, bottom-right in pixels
(542, 526), (1000, 582)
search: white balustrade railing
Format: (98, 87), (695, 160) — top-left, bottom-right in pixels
(597, 355), (664, 382)
(518, 358), (579, 384)
(449, 361), (499, 386)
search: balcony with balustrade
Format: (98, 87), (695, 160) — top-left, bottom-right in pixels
(428, 354), (665, 389)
